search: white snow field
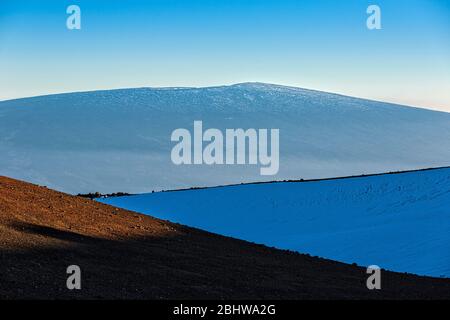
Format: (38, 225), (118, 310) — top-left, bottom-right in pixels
(99, 167), (450, 278)
(1, 83), (450, 194)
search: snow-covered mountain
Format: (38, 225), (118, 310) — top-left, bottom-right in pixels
(1, 83), (450, 193)
(99, 167), (450, 278)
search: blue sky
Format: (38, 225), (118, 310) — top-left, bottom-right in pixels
(1, 0), (449, 111)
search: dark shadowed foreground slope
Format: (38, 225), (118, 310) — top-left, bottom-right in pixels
(0, 176), (449, 300)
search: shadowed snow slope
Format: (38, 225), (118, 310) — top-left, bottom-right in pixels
(99, 167), (450, 278)
(1, 83), (450, 193)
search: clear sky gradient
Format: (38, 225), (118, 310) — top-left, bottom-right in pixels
(1, 0), (449, 111)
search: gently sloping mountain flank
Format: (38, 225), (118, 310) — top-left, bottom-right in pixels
(0, 175), (449, 299)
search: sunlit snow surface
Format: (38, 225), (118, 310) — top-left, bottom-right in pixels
(100, 168), (450, 278)
(1, 83), (450, 193)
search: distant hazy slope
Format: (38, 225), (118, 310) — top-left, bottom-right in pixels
(100, 168), (450, 277)
(1, 83), (450, 193)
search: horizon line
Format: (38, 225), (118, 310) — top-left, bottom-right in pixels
(93, 165), (450, 198)
(1, 81), (449, 114)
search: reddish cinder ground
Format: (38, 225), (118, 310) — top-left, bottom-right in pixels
(0, 176), (449, 299)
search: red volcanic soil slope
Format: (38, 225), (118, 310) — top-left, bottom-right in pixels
(0, 176), (449, 299)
